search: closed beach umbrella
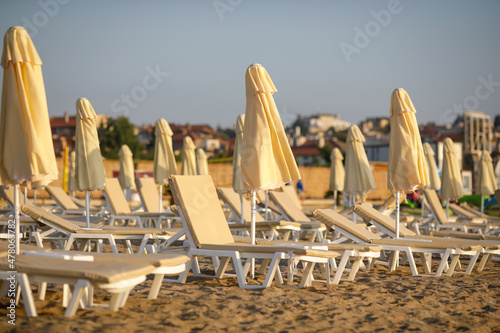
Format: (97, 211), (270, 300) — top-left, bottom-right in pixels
(196, 148), (209, 175)
(232, 114), (247, 223)
(68, 151), (77, 194)
(75, 98), (105, 227)
(232, 114), (246, 194)
(387, 88), (427, 237)
(478, 150), (497, 215)
(241, 63), (301, 249)
(423, 143), (441, 191)
(344, 124), (375, 202)
(0, 26), (58, 253)
(329, 147), (345, 209)
(118, 144), (135, 190)
(441, 137), (463, 219)
(153, 118), (177, 211)
(181, 136), (197, 175)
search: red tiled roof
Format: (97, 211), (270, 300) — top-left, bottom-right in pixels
(50, 116), (76, 128)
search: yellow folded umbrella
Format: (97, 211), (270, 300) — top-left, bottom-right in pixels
(344, 124), (375, 200)
(153, 119), (177, 211)
(118, 144), (135, 190)
(196, 148), (209, 175)
(240, 64), (300, 251)
(232, 114), (247, 194)
(0, 26), (58, 188)
(181, 136), (197, 175)
(153, 118), (177, 185)
(241, 64), (300, 191)
(329, 148), (345, 209)
(68, 151), (77, 193)
(423, 142), (441, 191)
(441, 137), (463, 201)
(75, 98), (105, 192)
(387, 88), (427, 192)
(478, 150), (497, 215)
(75, 98), (105, 228)
(387, 88), (427, 237)
(0, 26), (58, 253)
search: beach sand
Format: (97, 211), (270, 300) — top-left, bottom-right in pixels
(1, 254), (499, 333)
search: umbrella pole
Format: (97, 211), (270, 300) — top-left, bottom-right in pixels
(446, 200), (449, 221)
(265, 191), (269, 220)
(159, 184), (163, 212)
(85, 191), (90, 228)
(239, 194), (244, 224)
(395, 191), (400, 239)
(250, 190), (256, 279)
(333, 190), (337, 210)
(351, 195), (356, 222)
(421, 194), (426, 217)
(14, 184), (20, 255)
(481, 196), (484, 217)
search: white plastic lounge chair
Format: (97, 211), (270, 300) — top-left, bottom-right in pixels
(353, 204), (500, 272)
(169, 175), (348, 289)
(423, 189), (500, 234)
(0, 249), (155, 317)
(313, 208), (482, 277)
(135, 177), (180, 228)
(217, 187), (301, 240)
(21, 204), (175, 253)
(104, 178), (176, 228)
(268, 191), (327, 242)
(46, 185), (105, 215)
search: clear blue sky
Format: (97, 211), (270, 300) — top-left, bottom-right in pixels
(1, 0), (499, 128)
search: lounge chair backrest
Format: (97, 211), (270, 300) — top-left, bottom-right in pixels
(353, 204), (416, 237)
(46, 186), (80, 210)
(423, 189), (448, 224)
(21, 204), (81, 233)
(169, 175), (235, 247)
(104, 178), (132, 215)
(282, 185), (302, 208)
(217, 187), (265, 223)
(461, 205), (482, 217)
(313, 208), (382, 243)
(269, 191), (309, 222)
(135, 177), (160, 212)
(449, 203), (476, 219)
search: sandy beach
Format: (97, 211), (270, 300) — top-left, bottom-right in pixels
(1, 251), (499, 333)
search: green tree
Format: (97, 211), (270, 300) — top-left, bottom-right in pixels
(98, 116), (144, 159)
(318, 143), (332, 165)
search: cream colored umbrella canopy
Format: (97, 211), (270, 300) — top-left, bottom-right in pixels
(344, 124), (375, 201)
(478, 150), (497, 215)
(329, 147), (345, 209)
(196, 148), (209, 175)
(232, 114), (246, 194)
(241, 64), (300, 249)
(441, 137), (463, 201)
(0, 26), (58, 253)
(75, 98), (106, 227)
(423, 142), (441, 191)
(153, 118), (177, 211)
(68, 151), (77, 194)
(118, 144), (135, 190)
(181, 136), (197, 175)
(387, 88), (427, 237)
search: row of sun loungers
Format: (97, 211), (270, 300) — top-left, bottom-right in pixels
(1, 175), (499, 318)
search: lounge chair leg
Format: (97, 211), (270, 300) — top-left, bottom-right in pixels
(299, 262), (316, 288)
(477, 253), (490, 272)
(215, 257), (231, 279)
(37, 282), (47, 301)
(332, 252), (350, 284)
(446, 254), (461, 276)
(148, 274), (165, 299)
(262, 254), (281, 288)
(64, 280), (88, 317)
(258, 259), (271, 275)
(435, 250), (452, 277)
(347, 257), (362, 281)
(388, 251), (399, 272)
(404, 250), (419, 276)
(18, 273), (37, 317)
(419, 253), (431, 275)
(465, 252), (480, 275)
